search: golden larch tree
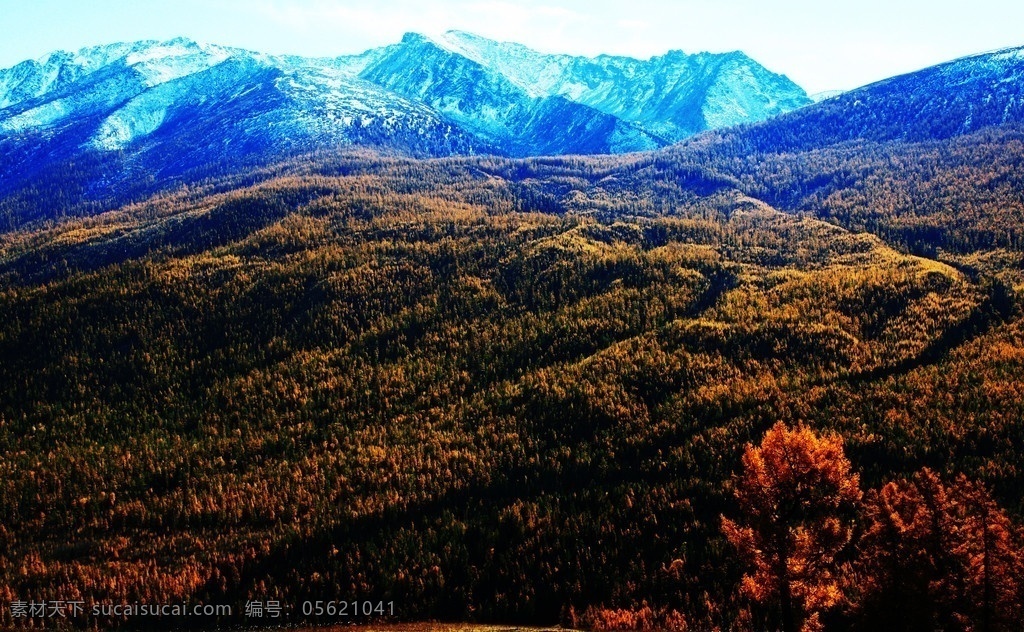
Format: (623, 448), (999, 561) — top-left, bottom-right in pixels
(722, 422), (862, 632)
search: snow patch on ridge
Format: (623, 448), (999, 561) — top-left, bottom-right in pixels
(92, 94), (168, 150)
(0, 98), (71, 132)
(990, 48), (1024, 63)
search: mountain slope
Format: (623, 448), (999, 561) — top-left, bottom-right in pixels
(599, 45), (1024, 260)
(681, 44), (1024, 154)
(428, 30), (811, 139)
(359, 33), (665, 155)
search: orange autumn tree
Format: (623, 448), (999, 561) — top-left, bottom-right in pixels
(722, 422), (862, 632)
(856, 469), (1024, 631)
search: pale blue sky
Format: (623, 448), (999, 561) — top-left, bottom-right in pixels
(2, 0), (1023, 93)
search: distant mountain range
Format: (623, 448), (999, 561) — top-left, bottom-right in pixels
(3, 36), (1024, 231)
(0, 31), (809, 160)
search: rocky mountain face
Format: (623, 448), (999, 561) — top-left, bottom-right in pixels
(411, 30), (810, 141)
(358, 33), (667, 155)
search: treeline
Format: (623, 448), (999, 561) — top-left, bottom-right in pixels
(7, 114), (1024, 265)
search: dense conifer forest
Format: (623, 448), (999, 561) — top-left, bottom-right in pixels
(3, 108), (1024, 630)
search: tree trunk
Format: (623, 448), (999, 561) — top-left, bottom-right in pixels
(780, 575), (796, 632)
(775, 530), (797, 632)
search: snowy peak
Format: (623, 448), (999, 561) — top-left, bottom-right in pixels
(0, 38), (256, 148)
(122, 38), (235, 87)
(424, 31), (560, 96)
(382, 31), (811, 141)
(0, 38), (231, 111)
(360, 32), (668, 154)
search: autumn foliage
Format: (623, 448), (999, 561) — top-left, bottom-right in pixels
(856, 469), (1024, 631)
(0, 145), (1023, 629)
(724, 423), (1024, 632)
(722, 423), (861, 631)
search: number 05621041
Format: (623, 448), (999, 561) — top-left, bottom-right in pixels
(301, 600), (394, 617)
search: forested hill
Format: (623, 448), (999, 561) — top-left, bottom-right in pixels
(1, 133), (1024, 629)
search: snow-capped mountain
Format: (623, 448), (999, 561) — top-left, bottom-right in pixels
(409, 31), (810, 141)
(0, 33), (810, 158)
(0, 37), (482, 155)
(358, 33), (666, 155)
(0, 33), (811, 228)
